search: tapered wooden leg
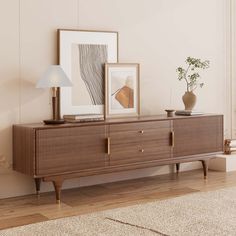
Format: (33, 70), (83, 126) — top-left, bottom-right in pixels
(34, 178), (41, 196)
(53, 179), (63, 204)
(176, 163), (180, 174)
(201, 160), (209, 179)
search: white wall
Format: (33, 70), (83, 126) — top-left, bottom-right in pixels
(0, 0), (228, 199)
(231, 0), (236, 139)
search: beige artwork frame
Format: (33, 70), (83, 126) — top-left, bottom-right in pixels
(105, 63), (140, 118)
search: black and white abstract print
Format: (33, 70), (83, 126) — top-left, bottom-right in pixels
(78, 44), (108, 105)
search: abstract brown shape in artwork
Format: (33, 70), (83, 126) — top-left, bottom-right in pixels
(115, 85), (134, 108)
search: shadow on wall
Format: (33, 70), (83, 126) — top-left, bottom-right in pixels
(145, 165), (176, 176)
(0, 155), (10, 169)
(0, 77), (44, 172)
(0, 77), (43, 113)
(0, 126), (14, 171)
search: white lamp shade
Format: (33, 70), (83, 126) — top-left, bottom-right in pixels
(36, 65), (73, 88)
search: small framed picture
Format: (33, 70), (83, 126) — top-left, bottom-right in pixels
(105, 63), (140, 118)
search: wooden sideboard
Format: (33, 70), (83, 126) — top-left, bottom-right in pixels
(13, 114), (224, 203)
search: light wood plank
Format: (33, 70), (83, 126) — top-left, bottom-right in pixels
(0, 214), (48, 230)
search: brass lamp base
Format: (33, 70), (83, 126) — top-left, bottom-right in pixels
(43, 119), (65, 125)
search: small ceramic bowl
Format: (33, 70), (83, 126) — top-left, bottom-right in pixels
(165, 109), (175, 117)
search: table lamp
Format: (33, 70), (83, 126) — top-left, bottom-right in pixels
(36, 65), (72, 124)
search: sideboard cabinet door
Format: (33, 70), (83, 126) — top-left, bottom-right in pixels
(36, 125), (107, 175)
(173, 116), (223, 157)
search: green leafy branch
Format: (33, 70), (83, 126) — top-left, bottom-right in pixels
(177, 57), (210, 92)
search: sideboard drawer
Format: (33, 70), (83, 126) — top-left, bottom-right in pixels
(109, 121), (172, 144)
(110, 120), (170, 133)
(36, 126), (107, 175)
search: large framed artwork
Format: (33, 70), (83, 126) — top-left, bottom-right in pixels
(105, 63), (140, 118)
(58, 29), (118, 116)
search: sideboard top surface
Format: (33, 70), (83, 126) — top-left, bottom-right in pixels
(13, 114), (223, 130)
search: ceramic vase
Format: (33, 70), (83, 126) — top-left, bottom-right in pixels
(182, 91), (196, 111)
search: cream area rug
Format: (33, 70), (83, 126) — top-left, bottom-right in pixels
(1, 187), (236, 236)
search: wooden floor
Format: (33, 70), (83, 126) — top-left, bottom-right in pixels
(1, 169), (236, 230)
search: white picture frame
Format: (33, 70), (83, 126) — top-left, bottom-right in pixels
(105, 63), (140, 118)
(58, 29), (118, 116)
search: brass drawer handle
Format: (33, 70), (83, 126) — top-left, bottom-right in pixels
(140, 149), (144, 153)
(107, 137), (111, 155)
(139, 130), (144, 134)
(171, 131), (175, 147)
